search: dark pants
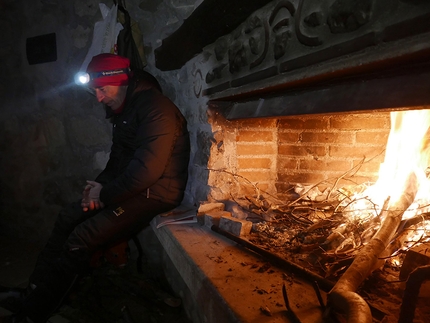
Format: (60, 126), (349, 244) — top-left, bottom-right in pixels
(23, 196), (175, 323)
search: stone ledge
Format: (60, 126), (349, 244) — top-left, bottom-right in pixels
(149, 220), (324, 323)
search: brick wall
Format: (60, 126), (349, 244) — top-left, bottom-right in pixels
(277, 113), (390, 190)
(207, 109), (391, 201)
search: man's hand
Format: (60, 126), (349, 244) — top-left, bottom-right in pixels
(81, 181), (105, 211)
(81, 183), (92, 211)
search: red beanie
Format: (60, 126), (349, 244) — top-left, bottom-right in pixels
(86, 54), (130, 87)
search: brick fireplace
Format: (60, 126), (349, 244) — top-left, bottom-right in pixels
(149, 107), (429, 323)
(170, 0), (430, 206)
(206, 109), (390, 202)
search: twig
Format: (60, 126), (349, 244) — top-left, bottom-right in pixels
(287, 181), (330, 206)
(206, 167), (282, 203)
(326, 157), (366, 201)
(326, 150), (384, 201)
(290, 207), (315, 225)
(282, 283), (302, 323)
(312, 281), (326, 310)
(333, 195), (376, 214)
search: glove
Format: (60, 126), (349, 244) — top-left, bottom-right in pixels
(81, 180), (105, 211)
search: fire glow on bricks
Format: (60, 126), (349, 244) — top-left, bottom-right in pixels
(208, 109), (430, 322)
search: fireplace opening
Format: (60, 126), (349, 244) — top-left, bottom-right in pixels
(200, 106), (430, 322)
(153, 1), (430, 321)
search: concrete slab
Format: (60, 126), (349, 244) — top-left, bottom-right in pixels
(150, 221), (325, 323)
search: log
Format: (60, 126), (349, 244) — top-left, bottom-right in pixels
(327, 173), (417, 323)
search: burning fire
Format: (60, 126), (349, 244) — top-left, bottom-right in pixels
(365, 110), (430, 213)
(345, 110), (430, 254)
(223, 109), (430, 284)
(238, 110), (430, 321)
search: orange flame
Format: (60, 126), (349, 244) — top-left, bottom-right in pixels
(363, 110), (430, 219)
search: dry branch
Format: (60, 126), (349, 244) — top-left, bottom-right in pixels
(327, 173), (418, 323)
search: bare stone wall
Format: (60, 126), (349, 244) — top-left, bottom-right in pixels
(0, 0), (208, 241)
(0, 0), (111, 240)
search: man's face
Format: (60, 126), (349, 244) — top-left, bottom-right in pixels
(93, 85), (128, 111)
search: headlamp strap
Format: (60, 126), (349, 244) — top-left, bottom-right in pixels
(89, 68), (130, 80)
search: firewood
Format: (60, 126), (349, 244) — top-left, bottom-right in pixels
(327, 173), (418, 323)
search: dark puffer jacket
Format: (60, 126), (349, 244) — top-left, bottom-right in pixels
(96, 78), (190, 206)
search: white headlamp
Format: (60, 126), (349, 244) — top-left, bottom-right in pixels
(74, 68), (130, 85)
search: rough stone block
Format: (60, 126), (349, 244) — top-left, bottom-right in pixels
(204, 211), (231, 228)
(219, 216), (252, 237)
(197, 202), (225, 215)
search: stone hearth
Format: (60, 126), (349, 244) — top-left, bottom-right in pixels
(146, 218), (326, 323)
